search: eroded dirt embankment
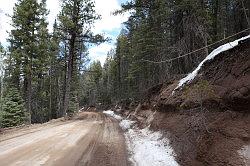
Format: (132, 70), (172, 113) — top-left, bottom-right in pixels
(118, 39), (250, 166)
(0, 112), (128, 166)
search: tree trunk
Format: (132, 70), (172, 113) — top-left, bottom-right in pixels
(24, 68), (32, 124)
(63, 33), (76, 116)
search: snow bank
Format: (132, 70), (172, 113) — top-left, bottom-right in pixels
(119, 119), (135, 130)
(125, 127), (179, 166)
(118, 118), (178, 166)
(103, 110), (122, 120)
(104, 110), (179, 166)
(175, 35), (250, 90)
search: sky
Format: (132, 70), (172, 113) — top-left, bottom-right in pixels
(0, 0), (129, 65)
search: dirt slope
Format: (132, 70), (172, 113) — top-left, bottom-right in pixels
(121, 38), (250, 166)
(157, 38), (250, 112)
(0, 112), (128, 166)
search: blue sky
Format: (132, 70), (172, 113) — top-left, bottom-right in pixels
(88, 0), (129, 65)
(0, 0), (130, 65)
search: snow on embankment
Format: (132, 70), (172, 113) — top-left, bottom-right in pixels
(124, 126), (179, 166)
(175, 35), (250, 90)
(103, 110), (179, 166)
(103, 110), (122, 120)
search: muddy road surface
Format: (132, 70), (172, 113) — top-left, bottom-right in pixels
(0, 112), (128, 166)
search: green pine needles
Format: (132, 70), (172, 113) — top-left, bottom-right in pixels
(1, 87), (26, 128)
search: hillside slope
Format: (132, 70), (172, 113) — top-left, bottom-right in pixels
(123, 37), (250, 166)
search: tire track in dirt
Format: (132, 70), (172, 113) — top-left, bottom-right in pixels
(0, 112), (128, 166)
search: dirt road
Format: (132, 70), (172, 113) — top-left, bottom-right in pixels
(0, 112), (128, 166)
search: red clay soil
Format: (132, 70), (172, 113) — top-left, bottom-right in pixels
(127, 38), (250, 166)
(150, 110), (250, 166)
(197, 39), (250, 112)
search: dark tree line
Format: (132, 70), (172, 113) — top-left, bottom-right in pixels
(81, 0), (249, 107)
(0, 0), (104, 127)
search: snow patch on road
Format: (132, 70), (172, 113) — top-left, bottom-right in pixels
(124, 126), (179, 166)
(105, 110), (179, 166)
(174, 35), (250, 91)
(103, 110), (122, 120)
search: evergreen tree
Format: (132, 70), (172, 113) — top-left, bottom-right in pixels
(1, 86), (26, 127)
(58, 0), (105, 115)
(7, 0), (51, 123)
(0, 43), (4, 114)
(48, 20), (62, 119)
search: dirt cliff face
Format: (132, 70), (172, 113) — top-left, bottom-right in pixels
(199, 39), (250, 112)
(131, 39), (250, 166)
(157, 39), (250, 113)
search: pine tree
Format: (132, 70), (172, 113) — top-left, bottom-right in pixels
(1, 86), (26, 128)
(8, 0), (51, 123)
(48, 20), (62, 119)
(58, 0), (105, 115)
(0, 43), (4, 114)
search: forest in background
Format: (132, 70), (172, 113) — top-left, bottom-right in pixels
(0, 0), (249, 127)
(0, 0), (105, 126)
(82, 0), (250, 107)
